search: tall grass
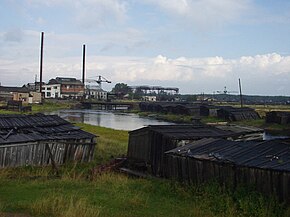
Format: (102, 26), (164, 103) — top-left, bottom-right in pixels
(31, 100), (74, 113)
(30, 194), (100, 217)
(76, 123), (129, 164)
(0, 124), (289, 217)
(0, 172), (288, 217)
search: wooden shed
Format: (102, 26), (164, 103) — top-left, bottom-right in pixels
(164, 138), (290, 203)
(172, 104), (201, 116)
(266, 111), (290, 124)
(0, 114), (96, 168)
(127, 124), (258, 176)
(200, 104), (219, 117)
(217, 106), (260, 121)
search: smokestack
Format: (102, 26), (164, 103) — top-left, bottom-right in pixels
(239, 78), (243, 108)
(82, 44), (86, 84)
(39, 32), (44, 95)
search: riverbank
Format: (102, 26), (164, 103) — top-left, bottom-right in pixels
(0, 124), (289, 217)
(135, 110), (290, 135)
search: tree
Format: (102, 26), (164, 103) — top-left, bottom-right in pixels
(111, 83), (132, 98)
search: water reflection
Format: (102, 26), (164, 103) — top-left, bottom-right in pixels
(263, 132), (290, 140)
(49, 109), (174, 131)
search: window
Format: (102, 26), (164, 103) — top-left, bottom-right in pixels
(47, 92), (51, 97)
(47, 87), (51, 90)
(54, 86), (57, 89)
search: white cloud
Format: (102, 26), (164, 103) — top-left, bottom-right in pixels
(23, 0), (253, 29)
(3, 29), (24, 42)
(25, 0), (128, 28)
(0, 28), (289, 95)
(79, 0), (127, 27)
(143, 0), (252, 27)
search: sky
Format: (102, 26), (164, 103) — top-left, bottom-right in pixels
(1, 0), (290, 95)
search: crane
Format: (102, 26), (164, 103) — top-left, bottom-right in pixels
(216, 86), (238, 94)
(86, 75), (111, 89)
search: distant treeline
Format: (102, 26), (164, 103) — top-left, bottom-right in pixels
(181, 94), (290, 105)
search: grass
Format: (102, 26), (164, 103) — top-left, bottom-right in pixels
(75, 123), (128, 164)
(138, 111), (193, 123)
(0, 100), (76, 115)
(30, 194), (101, 217)
(31, 100), (75, 113)
(0, 124), (289, 217)
(0, 173), (289, 217)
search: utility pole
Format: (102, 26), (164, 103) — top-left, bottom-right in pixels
(34, 74), (37, 91)
(82, 44), (86, 84)
(39, 32), (44, 96)
(239, 78), (243, 108)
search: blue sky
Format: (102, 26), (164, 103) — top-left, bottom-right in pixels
(1, 0), (290, 95)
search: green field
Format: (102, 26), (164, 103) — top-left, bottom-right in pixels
(0, 123), (289, 217)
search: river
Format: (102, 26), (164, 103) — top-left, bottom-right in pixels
(48, 109), (289, 140)
(48, 109), (173, 131)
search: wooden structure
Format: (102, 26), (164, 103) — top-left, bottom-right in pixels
(266, 111), (290, 124)
(200, 104), (219, 117)
(217, 106), (260, 121)
(127, 124), (261, 176)
(139, 102), (207, 116)
(0, 86), (30, 102)
(164, 138), (290, 203)
(6, 100), (32, 112)
(0, 114), (96, 168)
(81, 101), (134, 110)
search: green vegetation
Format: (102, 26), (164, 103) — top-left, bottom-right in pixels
(0, 100), (76, 115)
(76, 123), (128, 164)
(0, 124), (289, 217)
(0, 109), (20, 115)
(138, 111), (193, 123)
(31, 100), (76, 113)
(0, 169), (289, 217)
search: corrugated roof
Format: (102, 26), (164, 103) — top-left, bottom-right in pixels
(166, 138), (290, 172)
(0, 114), (68, 129)
(129, 124), (249, 140)
(0, 114), (95, 144)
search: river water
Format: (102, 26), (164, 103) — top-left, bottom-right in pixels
(49, 109), (173, 131)
(48, 109), (289, 140)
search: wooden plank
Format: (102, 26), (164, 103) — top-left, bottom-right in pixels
(45, 143), (59, 175)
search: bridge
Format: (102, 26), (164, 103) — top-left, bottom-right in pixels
(81, 101), (135, 110)
(129, 85), (179, 95)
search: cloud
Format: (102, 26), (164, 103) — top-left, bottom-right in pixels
(23, 0), (252, 29)
(74, 0), (128, 28)
(3, 29), (24, 42)
(1, 28), (290, 95)
(143, 0), (252, 28)
(98, 28), (148, 53)
(25, 0), (128, 28)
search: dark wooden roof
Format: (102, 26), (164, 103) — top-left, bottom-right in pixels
(0, 86), (30, 93)
(48, 77), (84, 85)
(129, 124), (252, 140)
(166, 138), (290, 172)
(0, 114), (95, 144)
